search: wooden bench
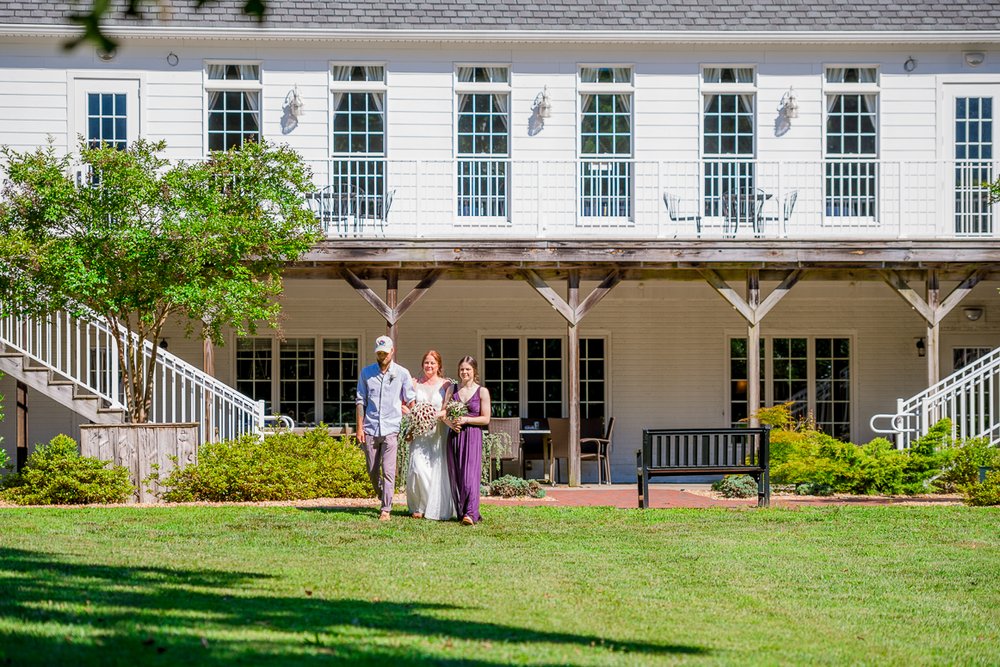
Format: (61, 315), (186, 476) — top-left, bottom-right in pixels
(637, 427), (771, 508)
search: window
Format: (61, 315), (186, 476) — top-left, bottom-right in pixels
(954, 97), (994, 235)
(702, 67), (755, 217)
(456, 66), (510, 218)
(235, 337), (359, 427)
(825, 67), (878, 219)
(729, 336), (851, 440)
(331, 64), (386, 220)
(86, 93), (127, 149)
(579, 66), (633, 218)
(954, 347), (992, 371)
(483, 336), (607, 420)
(206, 64), (261, 152)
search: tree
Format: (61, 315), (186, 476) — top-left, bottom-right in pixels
(0, 139), (321, 422)
(69, 0), (268, 54)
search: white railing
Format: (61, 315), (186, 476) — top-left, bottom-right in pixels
(871, 347), (1000, 448)
(303, 158), (999, 240)
(0, 305), (264, 442)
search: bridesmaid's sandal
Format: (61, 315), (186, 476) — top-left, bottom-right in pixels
(411, 512), (424, 519)
(461, 516), (474, 526)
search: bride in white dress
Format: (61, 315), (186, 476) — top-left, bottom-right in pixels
(406, 351), (457, 520)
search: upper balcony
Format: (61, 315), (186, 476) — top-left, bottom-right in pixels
(304, 157), (999, 242)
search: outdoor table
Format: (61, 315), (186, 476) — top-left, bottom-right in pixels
(520, 428), (551, 483)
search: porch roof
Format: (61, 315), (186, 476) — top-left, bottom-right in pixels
(292, 239), (1000, 281)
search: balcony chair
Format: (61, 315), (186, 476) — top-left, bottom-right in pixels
(485, 417), (522, 480)
(579, 416), (614, 485)
(663, 191), (703, 237)
(721, 187), (768, 237)
(761, 190), (798, 238)
(548, 417), (607, 484)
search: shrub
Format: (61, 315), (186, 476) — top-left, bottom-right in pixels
(0, 434), (133, 505)
(796, 482), (834, 496)
(711, 474), (759, 498)
(482, 430), (512, 485)
(936, 438), (1000, 492)
(487, 474), (545, 498)
(962, 471), (1000, 506)
(157, 428), (372, 502)
(0, 447), (11, 474)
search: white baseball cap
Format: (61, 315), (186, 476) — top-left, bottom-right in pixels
(374, 336), (394, 353)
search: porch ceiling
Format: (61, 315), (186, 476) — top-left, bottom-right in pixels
(291, 239), (1000, 281)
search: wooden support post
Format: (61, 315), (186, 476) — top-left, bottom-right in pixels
(386, 270), (398, 342)
(203, 337), (216, 441)
(15, 380), (27, 471)
(567, 270), (581, 487)
(926, 270), (940, 387)
(747, 271), (761, 428)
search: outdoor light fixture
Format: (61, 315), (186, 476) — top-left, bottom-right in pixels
(284, 87), (304, 120)
(779, 87), (799, 120)
(963, 306), (985, 322)
(964, 51), (985, 67)
(916, 337), (926, 357)
(533, 86), (552, 125)
(903, 56), (917, 72)
(166, 52), (179, 67)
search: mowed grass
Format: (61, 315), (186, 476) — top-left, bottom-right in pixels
(0, 504), (998, 666)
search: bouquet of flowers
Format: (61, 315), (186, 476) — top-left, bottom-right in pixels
(446, 400), (469, 423)
(399, 401), (439, 443)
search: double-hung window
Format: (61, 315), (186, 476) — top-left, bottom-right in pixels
(206, 63), (261, 151)
(456, 66), (510, 219)
(331, 65), (387, 222)
(579, 66), (633, 219)
(729, 336), (851, 441)
(702, 67), (756, 218)
(825, 67), (878, 220)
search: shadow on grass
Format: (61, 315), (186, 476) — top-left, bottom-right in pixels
(0, 547), (708, 665)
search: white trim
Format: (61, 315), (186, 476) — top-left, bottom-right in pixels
(5, 25), (1000, 45)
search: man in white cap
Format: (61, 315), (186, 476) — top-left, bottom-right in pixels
(356, 335), (415, 520)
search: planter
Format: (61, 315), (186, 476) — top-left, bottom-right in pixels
(79, 423), (200, 503)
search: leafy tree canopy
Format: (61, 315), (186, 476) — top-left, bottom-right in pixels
(0, 138), (321, 421)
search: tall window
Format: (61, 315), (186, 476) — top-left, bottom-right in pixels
(236, 337), (359, 427)
(331, 65), (386, 220)
(456, 66), (510, 218)
(579, 66), (633, 218)
(825, 67), (878, 219)
(86, 93), (127, 149)
(954, 97), (993, 235)
(206, 64), (261, 151)
(729, 337), (851, 440)
(702, 67), (755, 217)
(483, 337), (607, 420)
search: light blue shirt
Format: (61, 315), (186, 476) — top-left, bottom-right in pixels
(356, 361), (415, 437)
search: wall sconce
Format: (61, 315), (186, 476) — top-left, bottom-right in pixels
(284, 87), (304, 120)
(533, 86), (552, 125)
(903, 56), (917, 73)
(915, 337), (926, 357)
(166, 52), (179, 67)
(159, 338), (169, 350)
(964, 51), (986, 68)
(963, 306), (985, 322)
(779, 87), (799, 120)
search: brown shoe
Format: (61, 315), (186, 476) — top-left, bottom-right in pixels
(411, 512), (424, 519)
(461, 515), (474, 526)
(379, 511), (391, 521)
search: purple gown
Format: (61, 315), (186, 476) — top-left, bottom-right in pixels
(448, 384), (483, 523)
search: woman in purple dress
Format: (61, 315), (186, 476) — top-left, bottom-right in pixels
(445, 355), (491, 525)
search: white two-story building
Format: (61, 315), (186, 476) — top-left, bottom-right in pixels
(1, 1), (999, 483)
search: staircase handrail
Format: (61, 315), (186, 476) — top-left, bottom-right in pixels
(0, 300), (264, 440)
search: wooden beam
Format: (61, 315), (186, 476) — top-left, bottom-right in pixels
(394, 270), (443, 321)
(747, 271), (761, 428)
(927, 270), (940, 387)
(575, 270), (622, 321)
(567, 270), (581, 487)
(933, 270), (983, 325)
(523, 269), (577, 325)
(699, 269), (756, 324)
(880, 270), (935, 325)
(754, 269), (804, 323)
(341, 268), (394, 323)
(386, 270), (398, 341)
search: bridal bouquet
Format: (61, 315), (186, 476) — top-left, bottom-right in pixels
(399, 401), (439, 443)
(445, 400), (469, 423)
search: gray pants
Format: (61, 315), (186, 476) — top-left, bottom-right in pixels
(362, 433), (398, 513)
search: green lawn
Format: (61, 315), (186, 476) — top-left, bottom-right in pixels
(0, 504), (998, 666)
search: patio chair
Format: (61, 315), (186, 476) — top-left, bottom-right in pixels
(486, 417), (522, 479)
(663, 191), (703, 237)
(761, 190), (798, 237)
(580, 416), (614, 484)
(721, 187), (767, 237)
(548, 417), (606, 484)
(306, 184), (355, 236)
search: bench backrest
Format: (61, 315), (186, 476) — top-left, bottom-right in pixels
(642, 427), (770, 470)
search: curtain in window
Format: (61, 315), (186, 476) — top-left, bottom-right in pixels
(826, 68), (845, 113)
(704, 93), (716, 113)
(364, 66), (382, 83)
(238, 65), (259, 81)
(369, 91), (384, 113)
(492, 92), (509, 118)
(618, 92), (632, 114)
(859, 68), (877, 113)
(206, 64), (225, 108)
(458, 67), (475, 83)
(735, 68), (753, 83)
(486, 67), (508, 84)
(612, 67), (631, 84)
(332, 66), (351, 81)
(581, 93), (595, 114)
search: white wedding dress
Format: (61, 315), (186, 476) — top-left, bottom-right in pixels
(406, 381), (456, 520)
